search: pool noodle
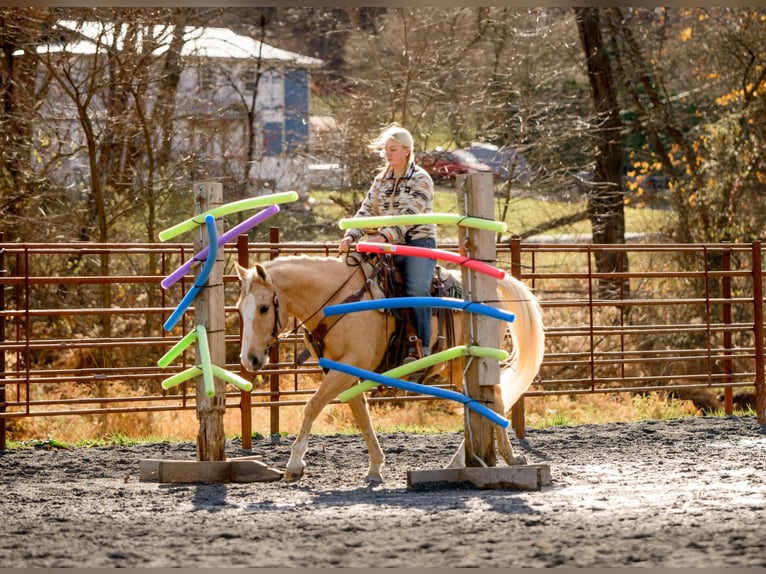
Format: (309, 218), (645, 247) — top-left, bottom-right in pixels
(195, 325), (215, 397)
(157, 329), (198, 368)
(323, 296), (515, 324)
(337, 345), (509, 402)
(162, 214), (219, 332)
(356, 241), (505, 279)
(159, 191), (298, 241)
(320, 358), (509, 428)
(161, 204), (280, 289)
(211, 365), (253, 392)
(161, 366), (201, 390)
(338, 213), (507, 234)
(160, 365), (253, 393)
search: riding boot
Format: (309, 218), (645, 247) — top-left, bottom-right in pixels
(403, 337), (431, 382)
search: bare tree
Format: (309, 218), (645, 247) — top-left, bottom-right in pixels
(575, 7), (629, 298)
(0, 8), (50, 242)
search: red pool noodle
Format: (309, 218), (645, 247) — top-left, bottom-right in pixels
(356, 242), (505, 279)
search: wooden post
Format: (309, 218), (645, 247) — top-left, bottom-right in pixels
(510, 236), (526, 439)
(0, 232), (5, 451)
(456, 172), (499, 467)
(268, 226), (281, 439)
(237, 234), (253, 450)
(193, 182), (227, 461)
(753, 242), (765, 429)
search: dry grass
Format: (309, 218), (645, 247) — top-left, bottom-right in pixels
(8, 387), (722, 448)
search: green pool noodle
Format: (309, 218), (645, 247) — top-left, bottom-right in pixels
(337, 345), (508, 402)
(159, 191), (299, 241)
(211, 365), (253, 392)
(161, 366), (201, 390)
(338, 213), (507, 234)
(157, 330), (198, 368)
(195, 325), (215, 397)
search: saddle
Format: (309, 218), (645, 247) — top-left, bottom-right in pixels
(300, 251), (460, 383)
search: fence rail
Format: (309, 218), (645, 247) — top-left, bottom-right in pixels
(1, 234), (764, 449)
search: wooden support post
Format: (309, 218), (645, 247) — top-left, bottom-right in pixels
(457, 172), (499, 467)
(193, 182), (227, 461)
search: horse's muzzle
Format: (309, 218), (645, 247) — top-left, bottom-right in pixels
(240, 354), (264, 372)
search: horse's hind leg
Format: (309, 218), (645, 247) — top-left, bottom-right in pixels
(447, 439), (465, 468)
(447, 430), (526, 467)
(345, 393), (385, 483)
(495, 426), (527, 465)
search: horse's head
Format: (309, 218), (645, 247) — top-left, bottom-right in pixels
(235, 262), (284, 372)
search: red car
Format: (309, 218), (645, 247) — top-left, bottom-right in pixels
(417, 148), (494, 184)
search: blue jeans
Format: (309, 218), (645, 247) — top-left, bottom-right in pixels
(395, 237), (436, 352)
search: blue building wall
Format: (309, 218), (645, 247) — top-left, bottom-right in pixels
(261, 68), (310, 157)
(284, 68), (309, 154)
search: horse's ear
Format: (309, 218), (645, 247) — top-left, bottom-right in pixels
(254, 263), (269, 282)
(235, 263), (249, 282)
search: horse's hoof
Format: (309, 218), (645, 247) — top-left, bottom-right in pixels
(511, 454), (528, 465)
(284, 468), (304, 482)
(364, 474), (383, 486)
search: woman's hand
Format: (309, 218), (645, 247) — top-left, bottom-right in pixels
(339, 236), (354, 254)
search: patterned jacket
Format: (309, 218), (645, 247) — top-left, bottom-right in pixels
(343, 161), (435, 244)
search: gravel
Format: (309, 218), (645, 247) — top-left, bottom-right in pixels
(1, 415), (764, 567)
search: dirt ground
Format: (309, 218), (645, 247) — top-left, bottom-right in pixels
(1, 415), (765, 568)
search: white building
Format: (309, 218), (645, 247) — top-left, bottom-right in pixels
(28, 20), (326, 193)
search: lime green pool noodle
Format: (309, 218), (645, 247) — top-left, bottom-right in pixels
(161, 366), (201, 390)
(159, 191), (299, 241)
(338, 213), (507, 234)
(157, 330), (198, 368)
(211, 365), (253, 392)
(195, 325), (215, 397)
(337, 345), (508, 402)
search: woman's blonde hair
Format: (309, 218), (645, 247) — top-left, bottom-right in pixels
(369, 124), (414, 163)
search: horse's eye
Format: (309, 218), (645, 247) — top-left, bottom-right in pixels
(258, 305), (270, 315)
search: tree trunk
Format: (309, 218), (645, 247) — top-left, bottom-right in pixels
(575, 7), (629, 299)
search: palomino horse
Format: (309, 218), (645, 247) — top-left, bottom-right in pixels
(236, 254), (545, 483)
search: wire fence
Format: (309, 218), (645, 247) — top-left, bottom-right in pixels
(1, 233), (764, 449)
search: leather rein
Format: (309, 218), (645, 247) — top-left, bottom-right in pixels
(267, 254), (385, 363)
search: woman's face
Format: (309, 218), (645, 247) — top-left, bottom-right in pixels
(385, 139), (410, 172)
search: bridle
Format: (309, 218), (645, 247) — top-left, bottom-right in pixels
(247, 254), (383, 362)
(263, 291), (283, 355)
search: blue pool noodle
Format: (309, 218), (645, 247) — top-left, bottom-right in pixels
(319, 358), (509, 428)
(163, 214), (219, 332)
(323, 296), (515, 324)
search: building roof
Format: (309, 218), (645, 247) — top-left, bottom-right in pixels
(37, 20), (324, 68)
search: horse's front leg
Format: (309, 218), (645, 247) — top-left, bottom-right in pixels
(345, 393), (385, 483)
(285, 371), (362, 482)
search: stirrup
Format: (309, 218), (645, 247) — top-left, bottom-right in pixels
(407, 336), (424, 360)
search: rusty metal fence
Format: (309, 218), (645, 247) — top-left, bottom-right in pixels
(1, 233), (764, 449)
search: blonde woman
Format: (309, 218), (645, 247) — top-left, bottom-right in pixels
(339, 124), (436, 360)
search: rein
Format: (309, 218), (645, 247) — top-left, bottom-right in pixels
(295, 253), (386, 364)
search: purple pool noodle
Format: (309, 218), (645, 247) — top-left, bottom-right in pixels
(161, 204), (280, 290)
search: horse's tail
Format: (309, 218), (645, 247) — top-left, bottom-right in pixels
(496, 275), (545, 414)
